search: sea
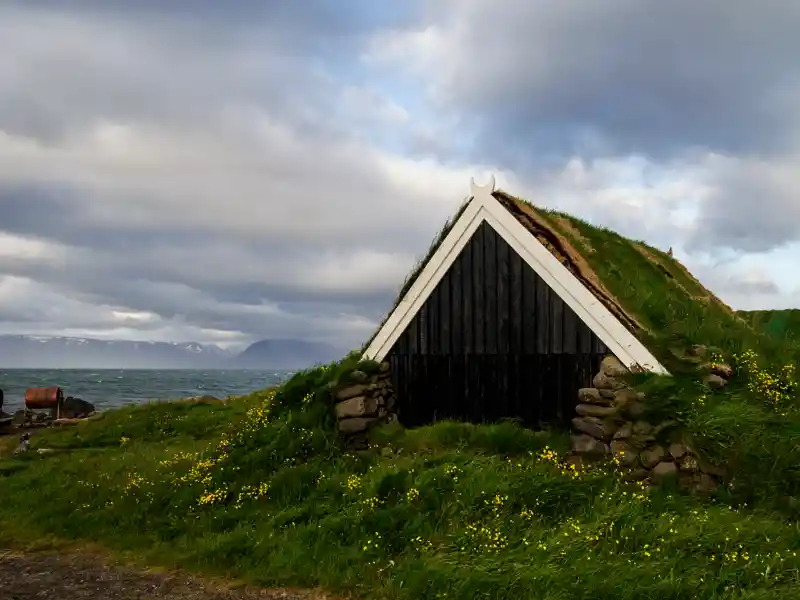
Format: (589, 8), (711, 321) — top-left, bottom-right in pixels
(0, 369), (295, 413)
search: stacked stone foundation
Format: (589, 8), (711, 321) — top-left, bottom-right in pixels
(569, 355), (731, 494)
(333, 362), (397, 448)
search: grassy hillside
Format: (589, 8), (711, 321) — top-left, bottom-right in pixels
(2, 197), (799, 598)
(739, 309), (800, 343)
(1, 351), (800, 599)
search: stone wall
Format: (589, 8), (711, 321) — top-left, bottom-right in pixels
(335, 354), (734, 496)
(569, 355), (731, 494)
(334, 361), (397, 445)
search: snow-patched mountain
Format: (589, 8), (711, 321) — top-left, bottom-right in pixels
(0, 335), (237, 369)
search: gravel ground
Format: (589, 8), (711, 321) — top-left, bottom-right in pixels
(0, 550), (340, 600)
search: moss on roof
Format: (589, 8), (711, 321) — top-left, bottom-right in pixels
(364, 189), (800, 372)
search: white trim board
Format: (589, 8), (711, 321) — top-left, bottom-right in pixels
(362, 178), (669, 375)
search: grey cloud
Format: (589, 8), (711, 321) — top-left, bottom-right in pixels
(4, 0), (796, 348)
(0, 8), (326, 142)
(0, 3), (440, 346)
(393, 1), (800, 254)
(684, 260), (786, 313)
(0, 0), (418, 144)
(5, 0), (417, 38)
(0, 177), (412, 346)
(687, 155), (800, 253)
(417, 0), (800, 164)
(724, 280), (781, 296)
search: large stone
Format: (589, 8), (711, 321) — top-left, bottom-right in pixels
(613, 421), (633, 440)
(600, 355), (629, 377)
(572, 416), (617, 441)
(632, 421), (654, 436)
(610, 440), (638, 467)
(652, 420), (678, 436)
(640, 445), (666, 469)
(711, 363), (734, 380)
(703, 374), (727, 390)
(599, 389), (616, 399)
(11, 410), (28, 426)
(349, 370), (369, 383)
(575, 403), (619, 418)
(337, 417), (379, 434)
(335, 396), (378, 419)
(61, 396), (96, 419)
(630, 433), (656, 449)
(336, 384), (369, 401)
(612, 387), (640, 409)
(622, 468), (649, 482)
(688, 344), (708, 357)
(696, 456), (725, 477)
(577, 388), (610, 405)
(593, 372), (625, 390)
(571, 434), (608, 456)
(693, 473), (718, 495)
(623, 401), (646, 420)
(668, 443), (688, 460)
(651, 461), (678, 480)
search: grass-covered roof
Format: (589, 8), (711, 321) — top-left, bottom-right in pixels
(365, 189), (800, 372)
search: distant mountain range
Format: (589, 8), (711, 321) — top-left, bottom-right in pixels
(0, 335), (345, 369)
(230, 339), (342, 369)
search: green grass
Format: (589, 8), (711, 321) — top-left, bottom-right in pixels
(1, 354), (800, 600)
(740, 309), (800, 345)
(531, 204), (800, 372)
(2, 200), (800, 598)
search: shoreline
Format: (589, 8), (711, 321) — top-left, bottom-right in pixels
(0, 394), (227, 438)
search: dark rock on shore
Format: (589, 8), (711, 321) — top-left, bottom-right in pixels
(61, 396), (96, 418)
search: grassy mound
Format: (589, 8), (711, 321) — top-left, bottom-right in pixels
(2, 197), (799, 598)
(740, 309), (800, 344)
(1, 352), (800, 600)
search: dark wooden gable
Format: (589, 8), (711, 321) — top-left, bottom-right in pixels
(387, 221), (609, 428)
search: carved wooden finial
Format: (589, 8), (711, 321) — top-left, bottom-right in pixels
(469, 174), (496, 199)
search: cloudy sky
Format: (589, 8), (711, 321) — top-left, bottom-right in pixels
(1, 1), (799, 350)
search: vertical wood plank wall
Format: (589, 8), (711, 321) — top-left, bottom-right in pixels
(388, 221), (609, 428)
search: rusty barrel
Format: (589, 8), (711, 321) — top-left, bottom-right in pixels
(24, 387), (64, 410)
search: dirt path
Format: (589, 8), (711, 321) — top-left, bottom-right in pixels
(0, 549), (340, 600)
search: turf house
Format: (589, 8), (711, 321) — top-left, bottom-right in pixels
(361, 176), (682, 429)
